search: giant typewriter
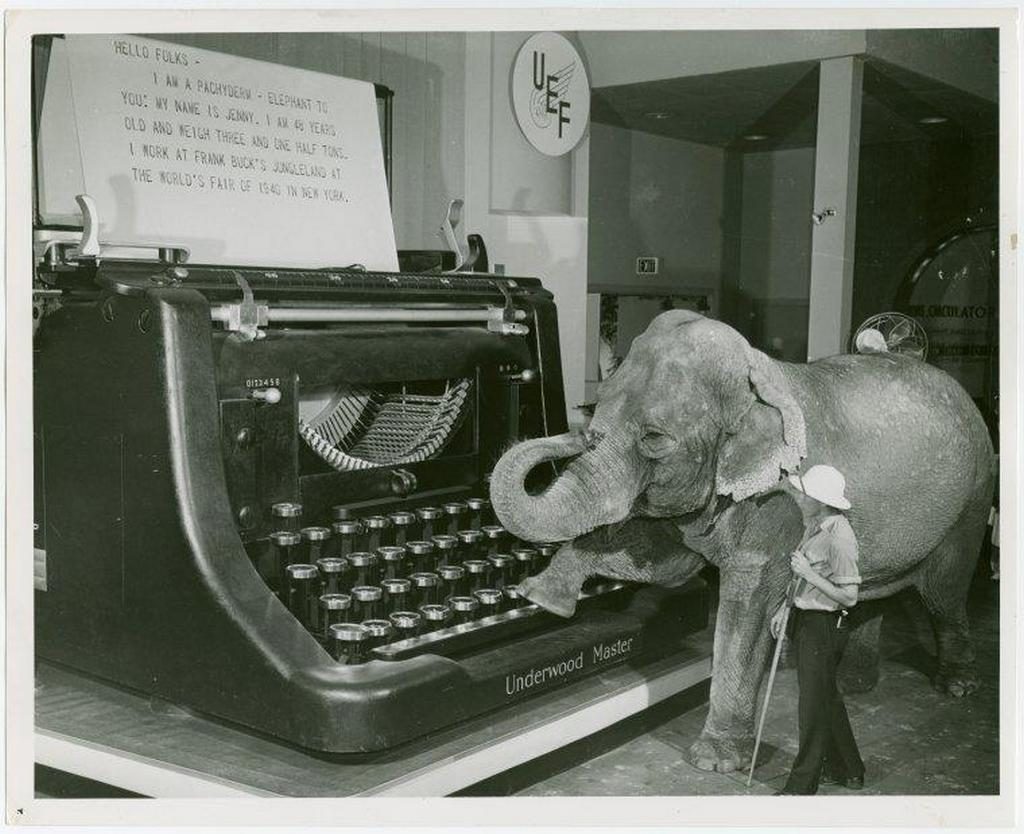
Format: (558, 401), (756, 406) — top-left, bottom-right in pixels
(33, 225), (708, 754)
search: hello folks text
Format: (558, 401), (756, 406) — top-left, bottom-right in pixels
(532, 51), (572, 138)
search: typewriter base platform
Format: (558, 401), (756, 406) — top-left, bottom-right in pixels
(35, 639), (712, 797)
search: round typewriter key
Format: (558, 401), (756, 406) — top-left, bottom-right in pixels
(511, 546), (538, 582)
(316, 556), (348, 595)
(405, 540), (435, 574)
(331, 519), (364, 556)
(285, 564), (319, 630)
(430, 534), (458, 568)
(418, 603), (452, 632)
(269, 530), (302, 591)
(536, 543), (557, 571)
(350, 585), (383, 622)
(463, 559), (492, 593)
(443, 501), (468, 535)
(389, 510), (417, 546)
(390, 610), (422, 640)
(438, 564), (465, 600)
(363, 515), (392, 551)
(328, 622), (370, 664)
(474, 588), (503, 619)
(361, 619), (393, 652)
(449, 595), (480, 625)
(504, 584), (526, 609)
(377, 545), (409, 580)
(466, 497), (491, 529)
(272, 501), (303, 532)
(416, 506), (443, 540)
(487, 553), (514, 589)
(456, 528), (484, 563)
(347, 551), (379, 587)
(319, 593), (352, 638)
(381, 577), (412, 613)
(481, 524), (507, 556)
(301, 526), (331, 563)
(409, 571), (440, 607)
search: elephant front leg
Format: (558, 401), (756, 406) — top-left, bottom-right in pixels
(519, 518), (706, 618)
(690, 565), (780, 773)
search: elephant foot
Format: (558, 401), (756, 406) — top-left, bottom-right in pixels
(688, 732), (753, 774)
(518, 575), (579, 619)
(932, 669), (981, 698)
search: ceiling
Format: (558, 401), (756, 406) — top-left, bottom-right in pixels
(590, 57), (998, 151)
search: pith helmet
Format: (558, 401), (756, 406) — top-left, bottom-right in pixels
(788, 464), (852, 511)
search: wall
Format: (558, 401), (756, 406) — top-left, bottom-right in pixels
(156, 32), (466, 251)
(463, 32), (590, 426)
(587, 122), (726, 296)
(733, 146), (816, 360)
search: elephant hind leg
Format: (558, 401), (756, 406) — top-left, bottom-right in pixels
(837, 601), (884, 694)
(916, 499), (989, 697)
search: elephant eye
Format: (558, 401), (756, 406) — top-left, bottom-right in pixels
(639, 428), (675, 459)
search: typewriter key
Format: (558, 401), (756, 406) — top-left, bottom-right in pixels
(272, 502), (303, 532)
(301, 526), (331, 563)
(377, 545), (409, 580)
(474, 588), (503, 619)
(381, 577), (412, 613)
(361, 619), (393, 652)
(269, 530), (302, 591)
(405, 540), (435, 574)
(449, 595), (480, 625)
(463, 559), (492, 593)
(418, 603), (452, 632)
(511, 546), (538, 582)
(443, 501), (468, 535)
(466, 497), (491, 529)
(456, 529), (484, 563)
(416, 506), (443, 540)
(410, 571), (440, 607)
(536, 543), (557, 571)
(331, 519), (364, 556)
(487, 553), (514, 589)
(481, 525), (507, 556)
(438, 564), (465, 600)
(285, 564), (319, 630)
(351, 585), (383, 622)
(328, 622), (370, 664)
(388, 510), (417, 546)
(363, 515), (392, 551)
(319, 593), (352, 638)
(504, 584), (526, 609)
(389, 610), (422, 640)
(430, 534), (458, 569)
(347, 551), (379, 587)
(316, 556), (348, 595)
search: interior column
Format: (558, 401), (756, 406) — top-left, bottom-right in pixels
(806, 55), (864, 360)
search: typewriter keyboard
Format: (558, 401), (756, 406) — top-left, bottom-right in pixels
(261, 497), (617, 664)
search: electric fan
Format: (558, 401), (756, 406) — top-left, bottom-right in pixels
(851, 312), (928, 359)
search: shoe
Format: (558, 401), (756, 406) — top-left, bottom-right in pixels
(845, 775), (864, 790)
(820, 773), (864, 790)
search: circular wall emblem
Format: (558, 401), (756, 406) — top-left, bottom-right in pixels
(511, 32), (590, 157)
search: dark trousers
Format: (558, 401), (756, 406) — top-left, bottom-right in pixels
(783, 609), (865, 794)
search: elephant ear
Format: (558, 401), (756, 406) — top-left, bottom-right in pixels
(715, 344), (807, 502)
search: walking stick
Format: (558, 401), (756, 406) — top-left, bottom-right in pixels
(747, 575), (801, 787)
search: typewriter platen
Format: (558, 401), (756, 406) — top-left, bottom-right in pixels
(33, 247), (708, 753)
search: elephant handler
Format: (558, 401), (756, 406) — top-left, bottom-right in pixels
(770, 464), (865, 795)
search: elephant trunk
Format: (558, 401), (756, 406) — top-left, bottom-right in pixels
(489, 429), (641, 543)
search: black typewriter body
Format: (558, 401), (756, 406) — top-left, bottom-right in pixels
(33, 258), (708, 753)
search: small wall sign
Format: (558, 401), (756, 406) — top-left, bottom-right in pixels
(511, 32), (590, 157)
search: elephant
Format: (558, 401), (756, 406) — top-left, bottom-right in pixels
(489, 310), (995, 774)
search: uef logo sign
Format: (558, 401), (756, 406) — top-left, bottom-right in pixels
(511, 32), (590, 157)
